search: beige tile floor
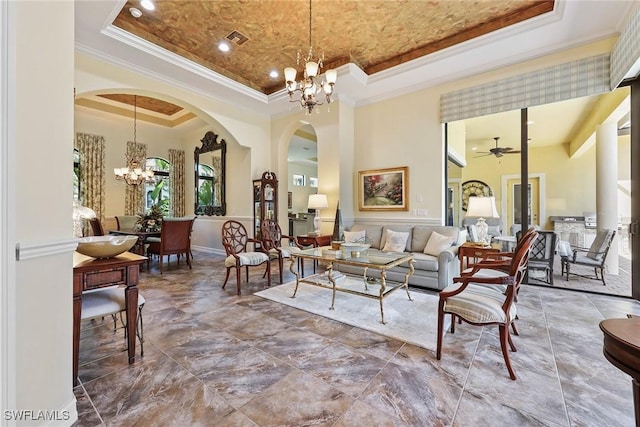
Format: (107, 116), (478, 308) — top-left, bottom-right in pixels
(73, 250), (639, 426)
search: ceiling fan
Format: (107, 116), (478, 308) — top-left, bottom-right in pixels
(476, 137), (521, 158)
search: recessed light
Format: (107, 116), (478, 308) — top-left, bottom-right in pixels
(140, 0), (155, 11)
(471, 147), (477, 151)
(269, 70), (279, 78)
(218, 41), (230, 52)
(129, 7), (142, 18)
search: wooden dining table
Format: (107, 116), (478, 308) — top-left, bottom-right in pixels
(109, 228), (161, 255)
(73, 251), (146, 386)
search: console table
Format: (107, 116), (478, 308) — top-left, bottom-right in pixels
(72, 251), (146, 386)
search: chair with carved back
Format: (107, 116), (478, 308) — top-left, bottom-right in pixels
(146, 217), (194, 274)
(437, 230), (537, 380)
(221, 220), (271, 295)
(260, 219), (302, 284)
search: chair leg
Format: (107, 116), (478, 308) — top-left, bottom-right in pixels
(599, 267), (606, 285)
(186, 251), (192, 269)
(222, 267), (231, 289)
(137, 304), (144, 357)
(511, 321), (519, 336)
(436, 299), (445, 360)
(507, 327), (517, 352)
(159, 254), (164, 275)
(278, 256), (284, 284)
(450, 314), (456, 334)
(265, 261), (272, 287)
(245, 266), (249, 283)
(236, 267), (242, 295)
(499, 325), (517, 380)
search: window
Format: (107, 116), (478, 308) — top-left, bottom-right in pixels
(197, 163), (215, 207)
(73, 149), (80, 201)
(145, 157), (170, 214)
(293, 174), (305, 186)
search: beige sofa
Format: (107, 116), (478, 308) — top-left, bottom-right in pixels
(336, 223), (461, 291)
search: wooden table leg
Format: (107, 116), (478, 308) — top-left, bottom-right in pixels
(72, 293), (81, 386)
(124, 265), (139, 364)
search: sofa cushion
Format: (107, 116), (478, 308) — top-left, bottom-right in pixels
(411, 252), (439, 271)
(424, 231), (454, 256)
(350, 224), (384, 249)
(381, 225), (413, 251)
(344, 229), (366, 243)
(382, 229), (410, 252)
(412, 226), (460, 253)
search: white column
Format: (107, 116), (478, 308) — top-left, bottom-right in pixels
(595, 122), (619, 274)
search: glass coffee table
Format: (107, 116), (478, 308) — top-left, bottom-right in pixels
(289, 247), (415, 324)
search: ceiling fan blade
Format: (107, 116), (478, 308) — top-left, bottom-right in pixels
(503, 150), (521, 154)
(502, 147), (514, 151)
(474, 153), (494, 158)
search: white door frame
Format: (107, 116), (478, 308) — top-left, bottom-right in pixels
(500, 173), (546, 228)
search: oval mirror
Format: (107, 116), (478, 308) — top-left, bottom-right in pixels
(195, 131), (226, 216)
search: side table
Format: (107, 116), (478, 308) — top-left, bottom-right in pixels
(458, 242), (501, 272)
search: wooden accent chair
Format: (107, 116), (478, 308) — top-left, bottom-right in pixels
(87, 217), (105, 236)
(560, 229), (616, 286)
(437, 230), (537, 380)
(146, 217), (194, 274)
(221, 220), (271, 295)
(260, 219), (302, 283)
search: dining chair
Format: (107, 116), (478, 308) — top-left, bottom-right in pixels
(260, 219), (302, 283)
(560, 228), (616, 285)
(87, 217), (105, 236)
(81, 286), (145, 357)
(221, 220), (271, 295)
(437, 230), (536, 380)
(526, 230), (558, 285)
(115, 215), (140, 230)
(146, 217), (194, 274)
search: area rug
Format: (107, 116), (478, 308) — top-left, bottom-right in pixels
(255, 279), (447, 351)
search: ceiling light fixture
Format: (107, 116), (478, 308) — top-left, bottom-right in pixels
(114, 95), (155, 186)
(269, 70), (279, 78)
(129, 7), (142, 18)
(218, 41), (230, 52)
(284, 0), (337, 115)
(140, 0), (155, 11)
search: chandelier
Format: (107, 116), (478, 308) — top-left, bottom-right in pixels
(284, 0), (337, 114)
(113, 95), (154, 186)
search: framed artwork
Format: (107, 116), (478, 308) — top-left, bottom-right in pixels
(358, 166), (408, 211)
(293, 174), (305, 186)
(461, 180), (492, 211)
(309, 177), (318, 188)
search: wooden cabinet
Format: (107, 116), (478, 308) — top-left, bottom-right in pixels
(253, 171), (278, 246)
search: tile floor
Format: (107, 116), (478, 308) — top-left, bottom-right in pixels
(73, 250), (639, 426)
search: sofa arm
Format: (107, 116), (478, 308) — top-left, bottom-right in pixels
(437, 247), (460, 290)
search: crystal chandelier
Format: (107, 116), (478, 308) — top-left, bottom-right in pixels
(284, 0), (337, 114)
(113, 95), (154, 186)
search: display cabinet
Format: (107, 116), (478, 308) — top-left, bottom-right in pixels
(253, 171), (278, 249)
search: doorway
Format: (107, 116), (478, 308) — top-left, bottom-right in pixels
(502, 175), (543, 232)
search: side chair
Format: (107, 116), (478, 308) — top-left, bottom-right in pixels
(560, 228), (616, 285)
(437, 230), (537, 380)
(146, 217), (194, 274)
(261, 219), (302, 284)
(221, 220), (271, 295)
(87, 217), (105, 236)
(115, 215), (140, 230)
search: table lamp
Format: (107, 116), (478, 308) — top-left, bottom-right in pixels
(466, 196), (499, 245)
(308, 194), (328, 236)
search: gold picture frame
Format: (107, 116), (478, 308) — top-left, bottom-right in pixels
(358, 166), (409, 211)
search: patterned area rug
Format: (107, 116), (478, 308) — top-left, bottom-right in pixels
(256, 279), (448, 351)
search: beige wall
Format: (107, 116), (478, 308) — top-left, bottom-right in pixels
(288, 163), (318, 214)
(13, 0), (77, 422)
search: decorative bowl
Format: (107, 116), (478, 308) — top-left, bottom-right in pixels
(340, 242), (371, 258)
(76, 235), (138, 258)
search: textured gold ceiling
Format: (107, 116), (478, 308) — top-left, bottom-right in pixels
(98, 94), (183, 115)
(113, 0), (555, 95)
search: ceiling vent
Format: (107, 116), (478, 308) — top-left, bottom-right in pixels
(225, 30), (249, 46)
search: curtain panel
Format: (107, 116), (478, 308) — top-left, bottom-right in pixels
(75, 133), (105, 221)
(169, 148), (185, 217)
(124, 141), (147, 215)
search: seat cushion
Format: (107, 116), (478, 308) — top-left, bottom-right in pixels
(225, 252), (269, 267)
(82, 287), (146, 320)
(268, 248), (293, 258)
(442, 284), (516, 324)
(411, 252), (439, 271)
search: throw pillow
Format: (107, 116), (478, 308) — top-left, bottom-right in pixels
(424, 231), (454, 256)
(344, 230), (366, 243)
(382, 229), (409, 252)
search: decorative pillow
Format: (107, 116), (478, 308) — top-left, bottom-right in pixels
(423, 231), (454, 256)
(382, 229), (409, 252)
(344, 230), (366, 243)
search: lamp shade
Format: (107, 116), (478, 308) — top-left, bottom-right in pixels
(466, 196), (499, 218)
(308, 194), (328, 210)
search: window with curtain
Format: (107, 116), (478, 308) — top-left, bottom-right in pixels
(145, 157), (170, 214)
(73, 148), (80, 201)
(197, 163), (215, 207)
